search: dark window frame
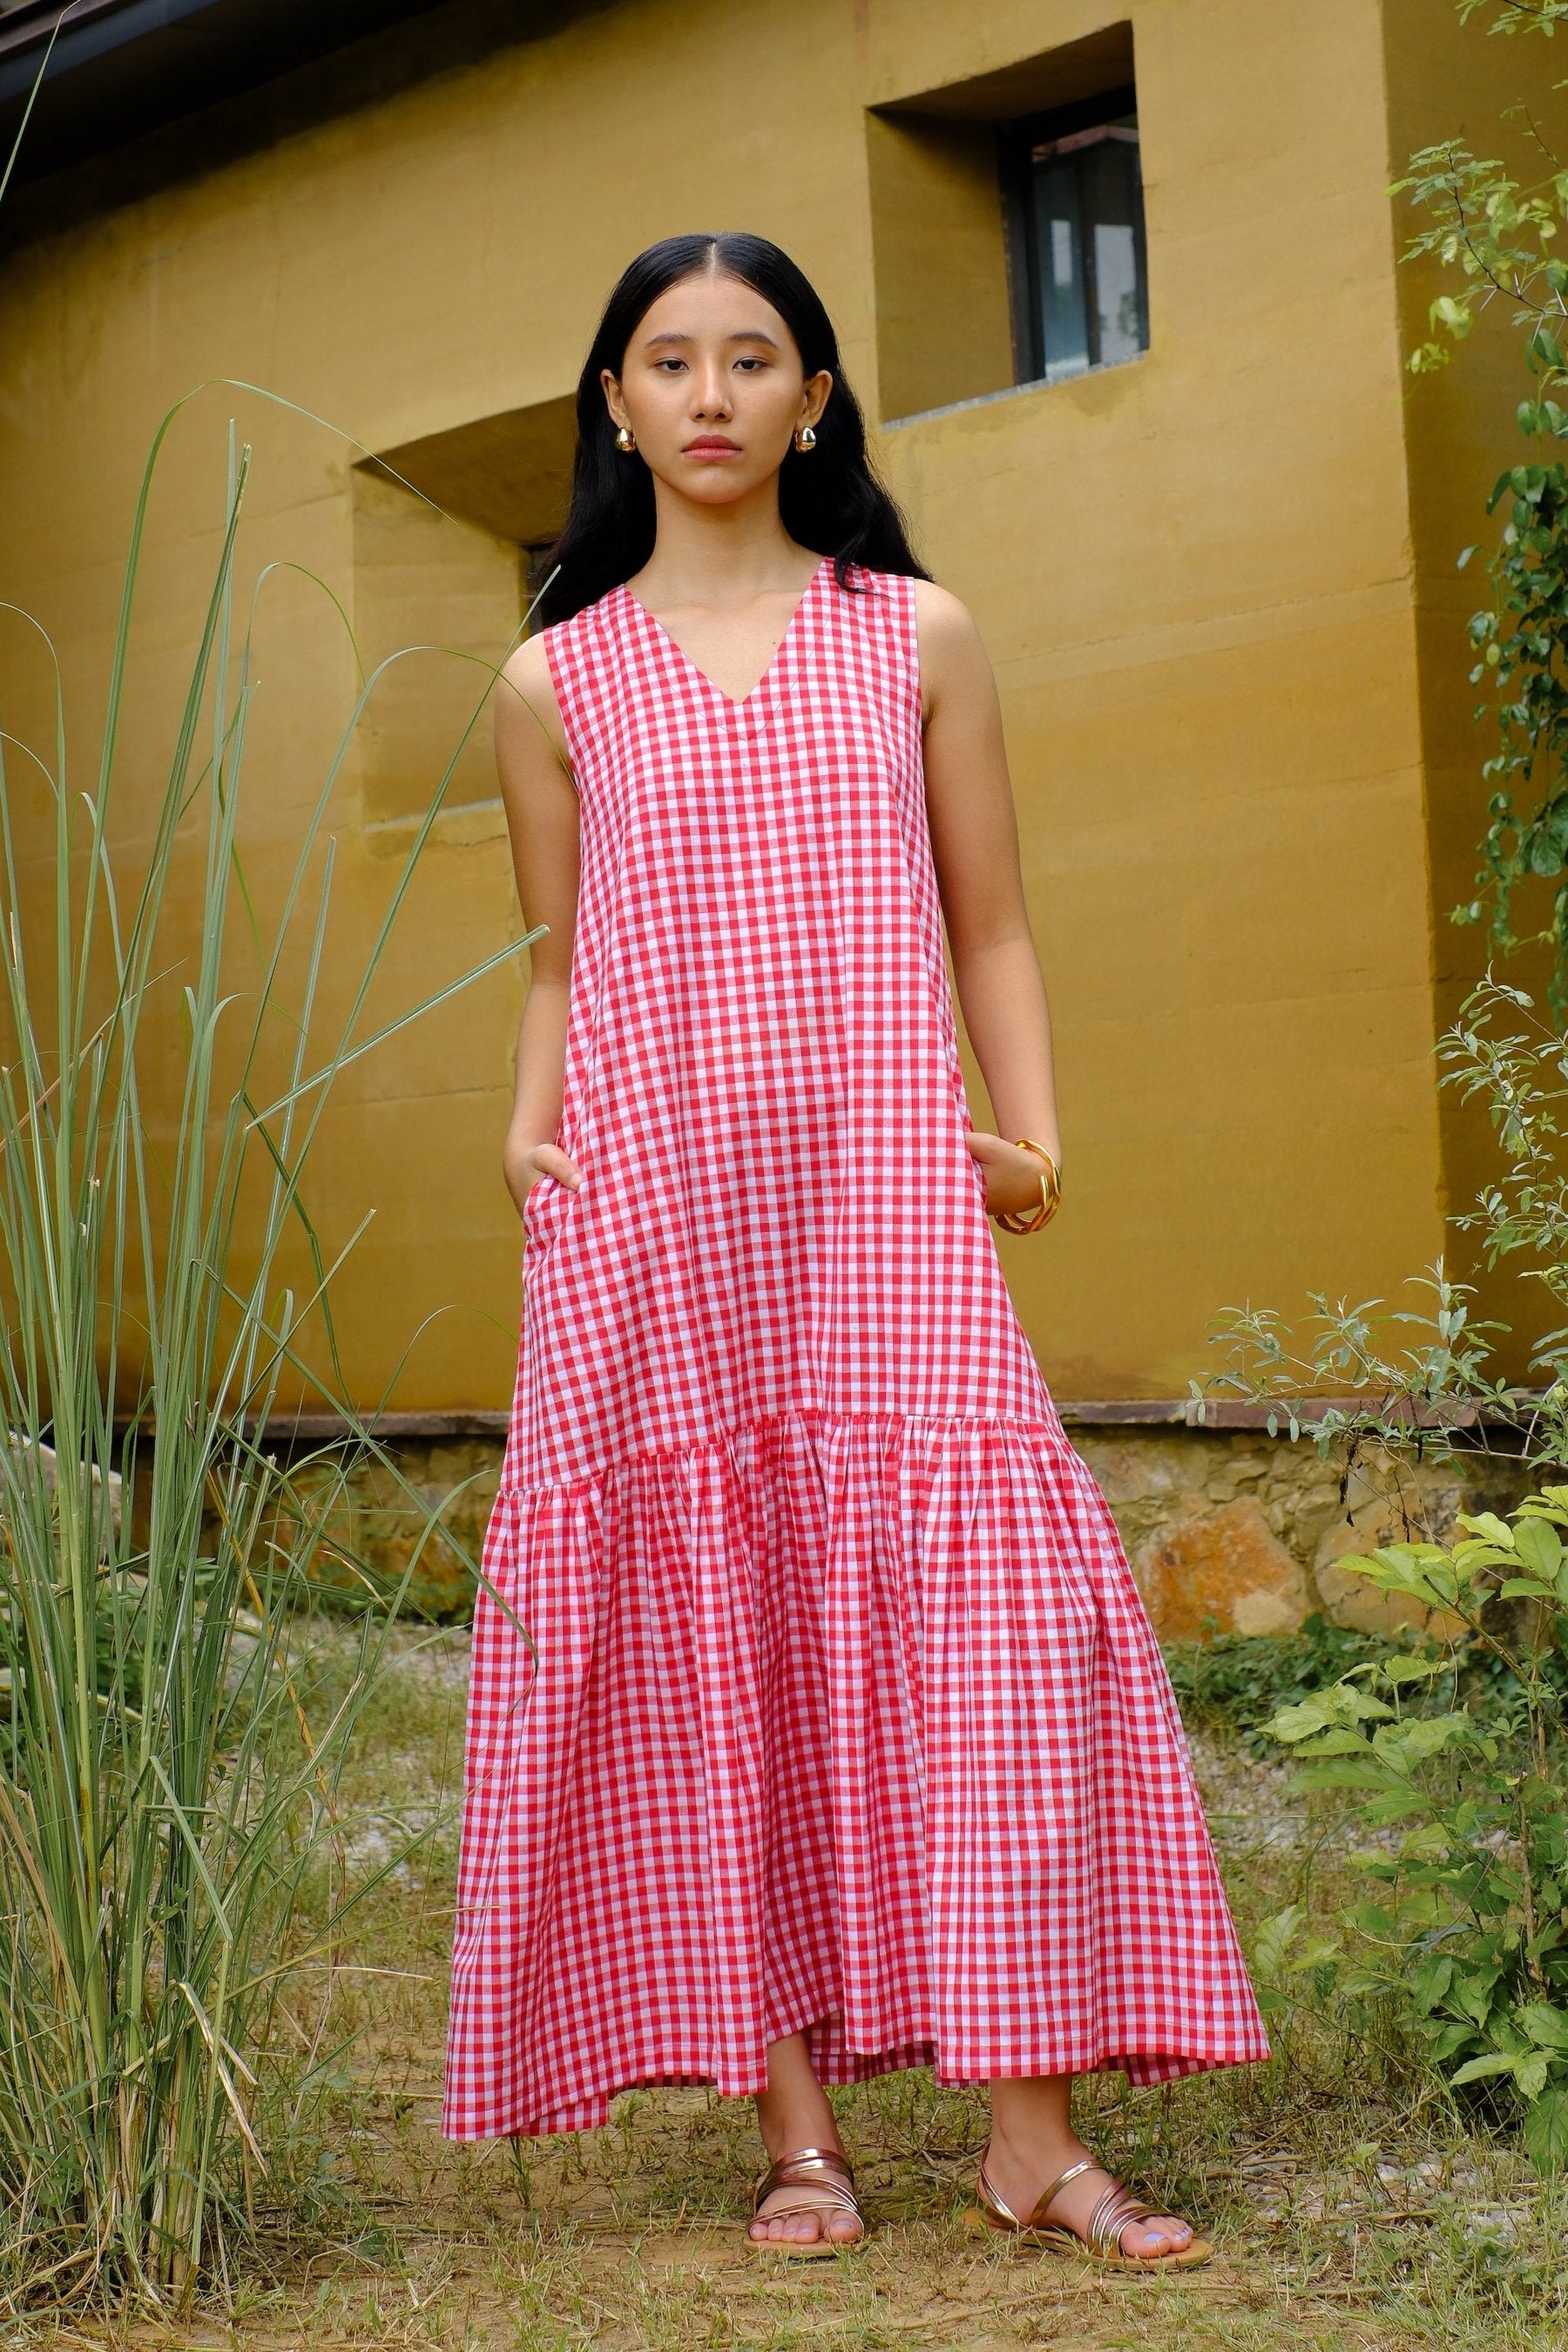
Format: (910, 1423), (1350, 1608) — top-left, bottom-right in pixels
(1001, 80), (1148, 387)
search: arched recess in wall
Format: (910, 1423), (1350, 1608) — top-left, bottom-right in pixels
(351, 393), (577, 832)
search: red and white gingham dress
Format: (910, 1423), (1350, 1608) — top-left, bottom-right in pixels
(442, 560), (1269, 2141)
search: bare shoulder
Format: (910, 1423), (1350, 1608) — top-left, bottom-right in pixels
(495, 627), (570, 770)
(910, 578), (997, 714)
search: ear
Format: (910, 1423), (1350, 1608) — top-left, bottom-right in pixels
(799, 368), (834, 431)
(600, 367), (631, 432)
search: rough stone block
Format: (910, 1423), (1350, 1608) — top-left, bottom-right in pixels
(1136, 1497), (1310, 1641)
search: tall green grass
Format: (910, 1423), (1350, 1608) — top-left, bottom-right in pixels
(0, 416), (535, 2307)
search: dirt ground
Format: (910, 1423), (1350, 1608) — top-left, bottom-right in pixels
(21, 1629), (1565, 2352)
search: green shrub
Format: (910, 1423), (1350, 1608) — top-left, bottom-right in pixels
(1164, 1613), (1412, 1756)
(1260, 1497), (1568, 2173)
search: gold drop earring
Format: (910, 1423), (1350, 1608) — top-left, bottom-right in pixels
(616, 425), (636, 454)
(794, 423), (817, 453)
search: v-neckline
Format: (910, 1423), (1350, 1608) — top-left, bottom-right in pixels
(619, 557), (828, 712)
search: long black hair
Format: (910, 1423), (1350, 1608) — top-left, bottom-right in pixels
(537, 233), (929, 625)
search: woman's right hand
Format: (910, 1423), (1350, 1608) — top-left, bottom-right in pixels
(504, 1134), (582, 1221)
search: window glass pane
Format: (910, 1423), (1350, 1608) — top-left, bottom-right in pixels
(1081, 132), (1146, 367)
(1013, 102), (1148, 384)
(1031, 155), (1089, 382)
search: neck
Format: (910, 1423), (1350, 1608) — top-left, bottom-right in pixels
(636, 477), (814, 609)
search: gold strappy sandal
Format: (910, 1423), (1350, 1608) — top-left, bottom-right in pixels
(974, 2140), (1213, 2270)
(749, 2144), (863, 2260)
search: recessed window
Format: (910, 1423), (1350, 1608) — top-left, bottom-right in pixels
(1004, 86), (1149, 385)
(353, 393), (577, 825)
(867, 25), (1143, 422)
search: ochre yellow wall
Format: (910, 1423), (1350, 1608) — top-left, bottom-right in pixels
(0, 0), (1523, 1408)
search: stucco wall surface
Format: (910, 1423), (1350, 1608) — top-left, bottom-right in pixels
(0, 0), (1535, 1414)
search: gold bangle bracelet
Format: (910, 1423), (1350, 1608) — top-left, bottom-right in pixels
(990, 1136), (1062, 1234)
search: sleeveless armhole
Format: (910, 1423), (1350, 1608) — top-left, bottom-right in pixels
(896, 572), (925, 741)
(537, 615), (589, 800)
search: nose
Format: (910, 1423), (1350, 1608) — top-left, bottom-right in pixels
(691, 360), (733, 422)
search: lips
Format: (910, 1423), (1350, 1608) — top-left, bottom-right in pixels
(685, 437), (740, 455)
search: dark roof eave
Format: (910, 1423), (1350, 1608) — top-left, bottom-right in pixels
(0, 0), (455, 185)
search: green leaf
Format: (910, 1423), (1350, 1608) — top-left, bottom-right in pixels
(1360, 1788), (1436, 1825)
(1456, 1970), (1506, 2029)
(1530, 323), (1565, 375)
(1251, 1903), (1306, 1981)
(1524, 2085), (1568, 2174)
(1268, 1684), (1394, 1743)
(1451, 2051), (1522, 2085)
(1371, 1714), (1473, 1767)
(1518, 2001), (1568, 2051)
(1410, 1954), (1454, 2014)
(1296, 1728), (1376, 1757)
(1382, 1655), (1450, 1685)
(1518, 2051), (1553, 2102)
(1457, 1511), (1517, 1547)
(1511, 1515), (1562, 1576)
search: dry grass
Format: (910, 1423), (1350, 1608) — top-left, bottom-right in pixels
(11, 1627), (1565, 2352)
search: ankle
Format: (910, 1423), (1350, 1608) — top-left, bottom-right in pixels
(985, 2116), (1089, 2185)
(759, 2114), (842, 2163)
(754, 2095), (841, 2161)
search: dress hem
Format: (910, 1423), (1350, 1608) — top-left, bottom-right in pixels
(441, 2034), (1272, 2144)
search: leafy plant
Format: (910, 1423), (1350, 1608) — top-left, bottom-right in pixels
(0, 409), (535, 2306)
(1391, 14), (1568, 1004)
(1260, 1492), (1568, 2173)
(1164, 1613), (1413, 1757)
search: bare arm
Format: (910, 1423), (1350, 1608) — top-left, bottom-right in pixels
(493, 632), (583, 1219)
(915, 579), (1062, 1221)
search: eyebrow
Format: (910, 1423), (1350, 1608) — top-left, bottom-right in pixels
(641, 328), (782, 350)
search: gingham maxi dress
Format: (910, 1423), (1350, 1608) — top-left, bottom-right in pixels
(442, 559), (1269, 2141)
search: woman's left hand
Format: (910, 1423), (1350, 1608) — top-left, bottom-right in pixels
(965, 1131), (1060, 1222)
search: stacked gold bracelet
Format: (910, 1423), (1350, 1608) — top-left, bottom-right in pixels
(989, 1137), (1063, 1235)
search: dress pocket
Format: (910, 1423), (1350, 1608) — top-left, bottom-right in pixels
(523, 1169), (584, 1269)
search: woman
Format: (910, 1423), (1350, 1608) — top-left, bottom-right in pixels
(442, 232), (1269, 2266)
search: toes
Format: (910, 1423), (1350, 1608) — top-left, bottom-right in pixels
(1127, 2216), (1191, 2258)
(757, 2205), (824, 2240)
(752, 2196), (862, 2246)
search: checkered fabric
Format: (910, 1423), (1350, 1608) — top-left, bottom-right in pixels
(441, 562), (1270, 2141)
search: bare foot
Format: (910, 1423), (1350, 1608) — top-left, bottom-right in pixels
(983, 2124), (1195, 2261)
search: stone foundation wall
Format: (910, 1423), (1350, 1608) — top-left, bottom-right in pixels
(1072, 1422), (1534, 1640)
(267, 1410), (1539, 1639)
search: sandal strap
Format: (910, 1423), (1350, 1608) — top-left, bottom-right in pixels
(974, 2143), (1022, 2227)
(976, 2146), (1098, 2232)
(1024, 2156), (1098, 2231)
(979, 2143), (1157, 2256)
(753, 2145), (859, 2216)
(1085, 2176), (1154, 2255)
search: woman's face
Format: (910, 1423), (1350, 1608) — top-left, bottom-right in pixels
(601, 269), (831, 510)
